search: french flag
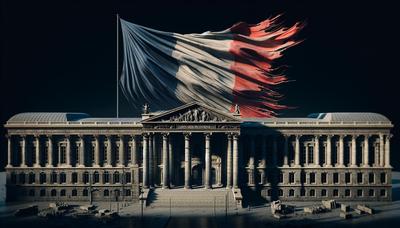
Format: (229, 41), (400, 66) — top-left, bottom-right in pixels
(120, 15), (302, 118)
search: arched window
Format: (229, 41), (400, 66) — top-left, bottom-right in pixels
(51, 172), (57, 183)
(83, 189), (88, 196)
(28, 172), (35, 184)
(104, 189), (109, 197)
(60, 172), (66, 183)
(72, 189), (78, 196)
(60, 189), (66, 196)
(103, 171), (110, 183)
(83, 171), (90, 184)
(71, 172), (78, 183)
(19, 172), (26, 184)
(289, 189), (295, 197)
(51, 189), (57, 196)
(125, 172), (131, 183)
(40, 172), (46, 184)
(113, 172), (120, 183)
(309, 189), (316, 197)
(93, 172), (100, 183)
(321, 189), (327, 197)
(40, 189), (46, 197)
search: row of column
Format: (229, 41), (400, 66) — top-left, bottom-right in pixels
(247, 134), (391, 168)
(141, 133), (239, 190)
(5, 134), (140, 168)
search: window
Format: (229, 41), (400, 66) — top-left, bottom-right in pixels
(60, 144), (66, 163)
(19, 172), (26, 184)
(345, 189), (351, 197)
(11, 173), (17, 184)
(310, 173), (316, 184)
(289, 173), (295, 184)
(357, 172), (363, 184)
(83, 189), (88, 196)
(380, 173), (387, 184)
(40, 189), (46, 197)
(125, 172), (131, 183)
(29, 189), (35, 196)
(345, 173), (351, 184)
(103, 145), (108, 163)
(127, 144), (132, 162)
(72, 172), (78, 183)
(51, 172), (57, 183)
(300, 188), (306, 196)
(60, 189), (66, 196)
(288, 189), (295, 197)
(321, 189), (327, 197)
(125, 189), (131, 196)
(91, 144), (95, 164)
(93, 172), (100, 183)
(267, 189), (272, 197)
(60, 172), (66, 184)
(368, 189), (374, 197)
(113, 172), (120, 183)
(103, 171), (110, 183)
(357, 189), (363, 197)
(28, 172), (35, 184)
(40, 172), (46, 184)
(83, 172), (90, 184)
(321, 173), (327, 184)
(72, 189), (78, 196)
(369, 173), (375, 184)
(333, 189), (339, 197)
(278, 189), (283, 197)
(380, 189), (386, 197)
(300, 172), (306, 183)
(104, 189), (109, 197)
(51, 189), (57, 196)
(308, 146), (314, 164)
(309, 189), (315, 197)
(333, 173), (339, 184)
(115, 144), (120, 162)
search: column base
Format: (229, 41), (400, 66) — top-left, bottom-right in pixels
(293, 165), (301, 168)
(33, 164), (41, 168)
(77, 164), (85, 168)
(184, 186), (192, 190)
(20, 164), (28, 168)
(324, 164), (333, 168)
(104, 164), (112, 168)
(92, 164), (100, 168)
(204, 186), (211, 189)
(282, 164), (289, 168)
(385, 165), (393, 168)
(313, 164), (321, 168)
(362, 164), (370, 168)
(64, 164), (72, 168)
(336, 164), (345, 168)
(226, 186), (232, 189)
(162, 186), (169, 190)
(350, 164), (358, 168)
(6, 164), (13, 168)
(117, 164), (125, 167)
(46, 164), (53, 168)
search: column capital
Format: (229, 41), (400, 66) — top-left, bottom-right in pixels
(93, 134), (100, 140)
(65, 134), (71, 140)
(314, 134), (321, 139)
(232, 133), (239, 139)
(162, 132), (169, 138)
(77, 134), (86, 139)
(283, 134), (291, 139)
(184, 132), (191, 139)
(20, 134), (27, 139)
(351, 134), (359, 139)
(142, 133), (149, 138)
(386, 134), (393, 140)
(204, 132), (211, 138)
(326, 134), (334, 139)
(295, 134), (302, 140)
(5, 134), (11, 139)
(364, 134), (371, 139)
(339, 134), (346, 139)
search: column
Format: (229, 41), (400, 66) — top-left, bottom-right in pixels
(168, 135), (174, 187)
(152, 135), (157, 186)
(46, 135), (53, 167)
(305, 145), (309, 165)
(379, 134), (385, 167)
(314, 135), (320, 167)
(162, 134), (169, 189)
(325, 135), (332, 167)
(21, 135), (27, 167)
(78, 135), (85, 167)
(204, 133), (211, 189)
(184, 133), (191, 189)
(261, 135), (267, 167)
(6, 135), (12, 167)
(233, 134), (239, 188)
(283, 135), (289, 167)
(93, 135), (100, 167)
(142, 134), (149, 188)
(118, 135), (125, 167)
(130, 135), (137, 166)
(106, 136), (112, 167)
(351, 135), (357, 167)
(385, 134), (391, 168)
(148, 134), (153, 187)
(226, 134), (232, 188)
(272, 135), (278, 166)
(34, 135), (41, 167)
(65, 135), (72, 167)
(249, 137), (255, 167)
(363, 135), (370, 167)
(338, 135), (345, 167)
(294, 135), (300, 167)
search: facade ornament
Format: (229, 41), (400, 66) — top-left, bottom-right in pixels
(234, 104), (240, 115)
(143, 103), (150, 114)
(168, 107), (224, 122)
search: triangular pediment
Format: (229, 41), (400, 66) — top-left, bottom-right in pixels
(142, 102), (241, 123)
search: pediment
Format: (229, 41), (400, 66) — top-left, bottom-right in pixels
(142, 102), (241, 123)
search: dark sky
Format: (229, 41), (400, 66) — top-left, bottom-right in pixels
(1, 0), (399, 170)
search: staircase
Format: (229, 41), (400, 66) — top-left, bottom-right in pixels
(147, 188), (238, 208)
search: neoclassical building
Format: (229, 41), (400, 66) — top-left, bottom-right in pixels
(3, 102), (393, 204)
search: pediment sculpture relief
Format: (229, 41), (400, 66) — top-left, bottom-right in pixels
(167, 108), (226, 122)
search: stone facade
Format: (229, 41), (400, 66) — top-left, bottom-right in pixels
(3, 103), (393, 202)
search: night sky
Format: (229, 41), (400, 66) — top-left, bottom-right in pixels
(1, 0), (399, 170)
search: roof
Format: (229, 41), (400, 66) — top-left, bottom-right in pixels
(7, 112), (90, 123)
(307, 112), (390, 122)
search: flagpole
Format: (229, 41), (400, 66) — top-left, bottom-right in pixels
(116, 13), (120, 118)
